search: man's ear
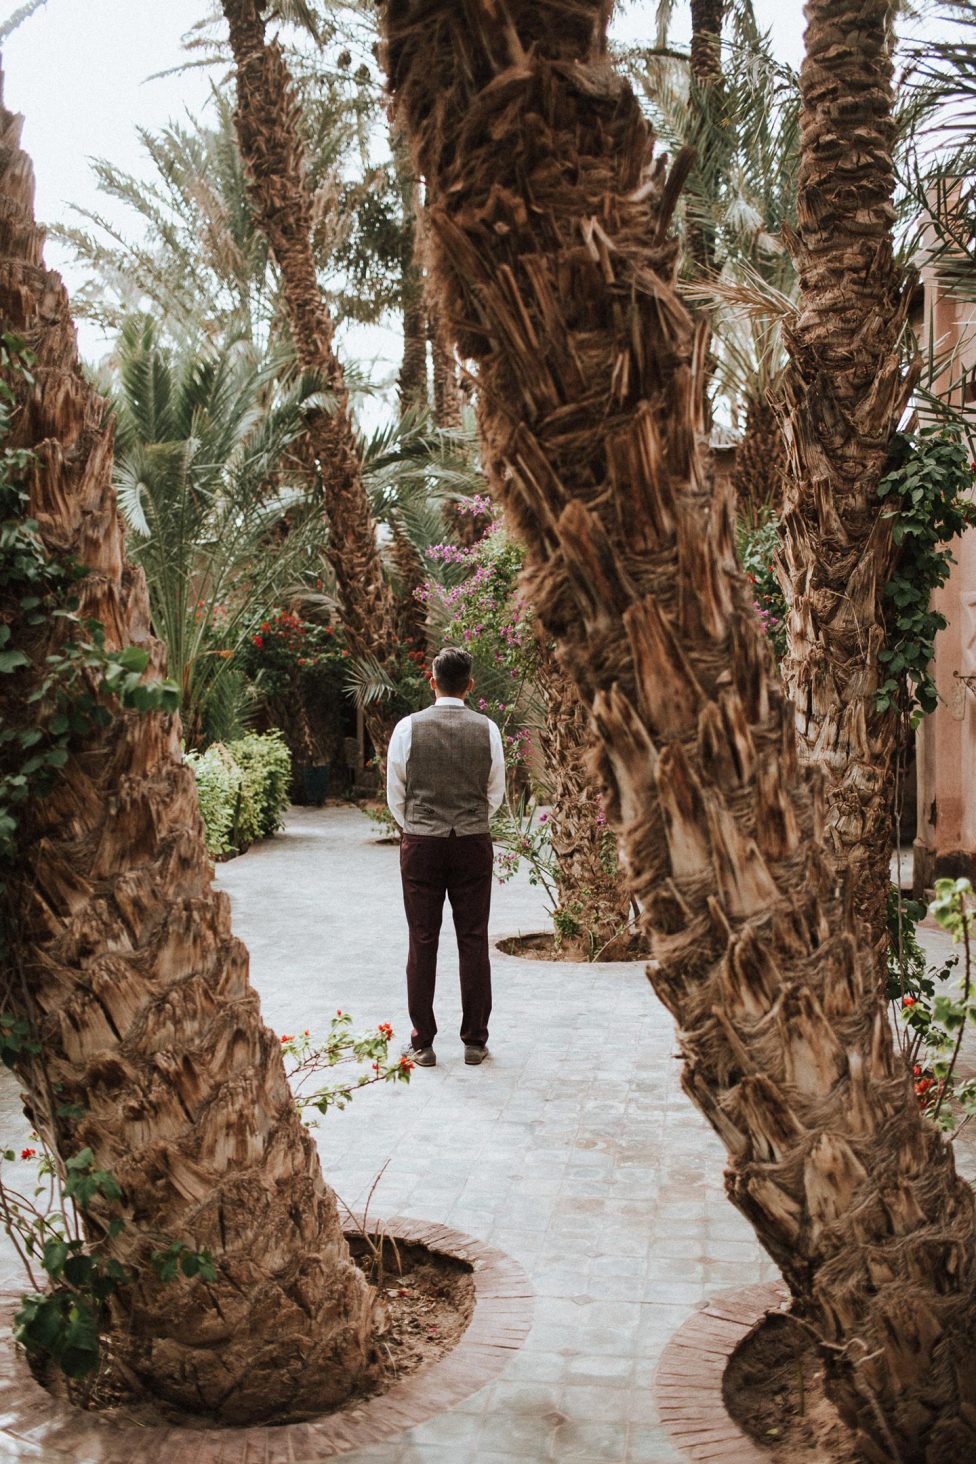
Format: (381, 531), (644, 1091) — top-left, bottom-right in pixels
(467, 678), (475, 694)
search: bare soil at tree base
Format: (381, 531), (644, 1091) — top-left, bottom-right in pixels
(495, 930), (649, 963)
(36, 1233), (474, 1429)
(724, 1311), (859, 1462)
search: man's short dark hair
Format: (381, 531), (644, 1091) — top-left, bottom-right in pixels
(432, 646), (473, 696)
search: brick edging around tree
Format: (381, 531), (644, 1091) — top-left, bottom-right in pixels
(0, 1215), (533, 1462)
(655, 1280), (790, 1462)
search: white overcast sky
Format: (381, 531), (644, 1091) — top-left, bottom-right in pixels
(2, 0), (808, 382)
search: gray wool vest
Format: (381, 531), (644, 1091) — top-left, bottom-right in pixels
(403, 704), (493, 837)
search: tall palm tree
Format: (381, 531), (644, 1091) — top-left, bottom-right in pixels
(381, 1), (976, 1455)
(220, 0), (401, 753)
(635, 0), (799, 515)
(779, 0), (918, 971)
(1, 79), (374, 1421)
(111, 317), (322, 745)
(534, 648), (632, 952)
(687, 0), (726, 290)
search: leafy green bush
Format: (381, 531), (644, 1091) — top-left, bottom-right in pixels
(876, 428), (976, 723)
(226, 731), (291, 840)
(184, 744), (243, 858)
(185, 731), (292, 857)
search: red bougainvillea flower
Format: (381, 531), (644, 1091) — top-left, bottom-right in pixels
(400, 1056), (414, 1072)
(337, 1008), (343, 1016)
(252, 634), (264, 648)
(378, 1022), (393, 1039)
(303, 1029), (310, 1036)
(903, 996), (916, 1008)
(20, 1148), (35, 1160)
(280, 1034), (295, 1043)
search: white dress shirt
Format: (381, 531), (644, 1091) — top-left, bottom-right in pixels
(386, 697), (506, 829)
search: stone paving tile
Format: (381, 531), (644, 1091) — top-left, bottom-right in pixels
(0, 805), (964, 1461)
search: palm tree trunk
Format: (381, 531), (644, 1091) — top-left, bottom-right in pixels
(394, 129), (429, 414)
(389, 148), (431, 652)
(731, 391), (787, 525)
(687, 0), (725, 404)
(390, 516), (429, 649)
(430, 297), (465, 430)
(690, 0), (724, 84)
(221, 0), (399, 754)
(535, 648), (632, 953)
(270, 673), (317, 802)
(780, 0), (918, 971)
(1, 76), (374, 1423)
(381, 4), (976, 1457)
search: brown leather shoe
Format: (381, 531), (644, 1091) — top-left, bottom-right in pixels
(401, 1043), (436, 1067)
(464, 1045), (489, 1066)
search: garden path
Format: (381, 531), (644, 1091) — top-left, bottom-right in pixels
(0, 804), (965, 1462)
(215, 804), (776, 1463)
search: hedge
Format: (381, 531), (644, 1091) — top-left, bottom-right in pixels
(185, 730), (292, 858)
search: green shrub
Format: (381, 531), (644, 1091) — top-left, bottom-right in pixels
(185, 730), (292, 857)
(226, 731), (292, 840)
(184, 744), (243, 858)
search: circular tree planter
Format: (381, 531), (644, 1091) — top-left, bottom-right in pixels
(493, 929), (649, 964)
(0, 1218), (532, 1462)
(655, 1282), (789, 1462)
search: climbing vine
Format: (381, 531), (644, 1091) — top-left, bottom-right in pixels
(876, 426), (976, 723)
(0, 332), (178, 953)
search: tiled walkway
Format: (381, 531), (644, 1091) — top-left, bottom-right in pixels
(212, 806), (781, 1462)
(0, 806), (960, 1461)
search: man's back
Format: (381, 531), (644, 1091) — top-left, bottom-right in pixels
(403, 703), (494, 837)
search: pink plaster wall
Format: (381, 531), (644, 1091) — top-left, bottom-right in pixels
(914, 262), (976, 893)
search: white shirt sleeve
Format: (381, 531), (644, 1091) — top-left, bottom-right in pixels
(487, 719), (506, 820)
(386, 716), (412, 828)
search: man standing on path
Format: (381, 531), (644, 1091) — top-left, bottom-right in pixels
(387, 646), (506, 1068)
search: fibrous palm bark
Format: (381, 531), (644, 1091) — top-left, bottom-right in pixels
(430, 299), (465, 431)
(221, 0), (399, 753)
(690, 0), (724, 85)
(780, 0), (917, 970)
(535, 647), (632, 953)
(390, 516), (429, 648)
(0, 77), (373, 1422)
(394, 129), (429, 415)
(389, 146), (431, 653)
(731, 392), (788, 524)
(686, 0), (725, 393)
(381, 3), (976, 1457)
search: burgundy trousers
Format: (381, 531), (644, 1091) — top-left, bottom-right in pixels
(399, 830), (493, 1050)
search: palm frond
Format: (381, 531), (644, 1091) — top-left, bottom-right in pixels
(0, 0), (49, 39)
(681, 265), (798, 325)
(343, 652), (399, 707)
